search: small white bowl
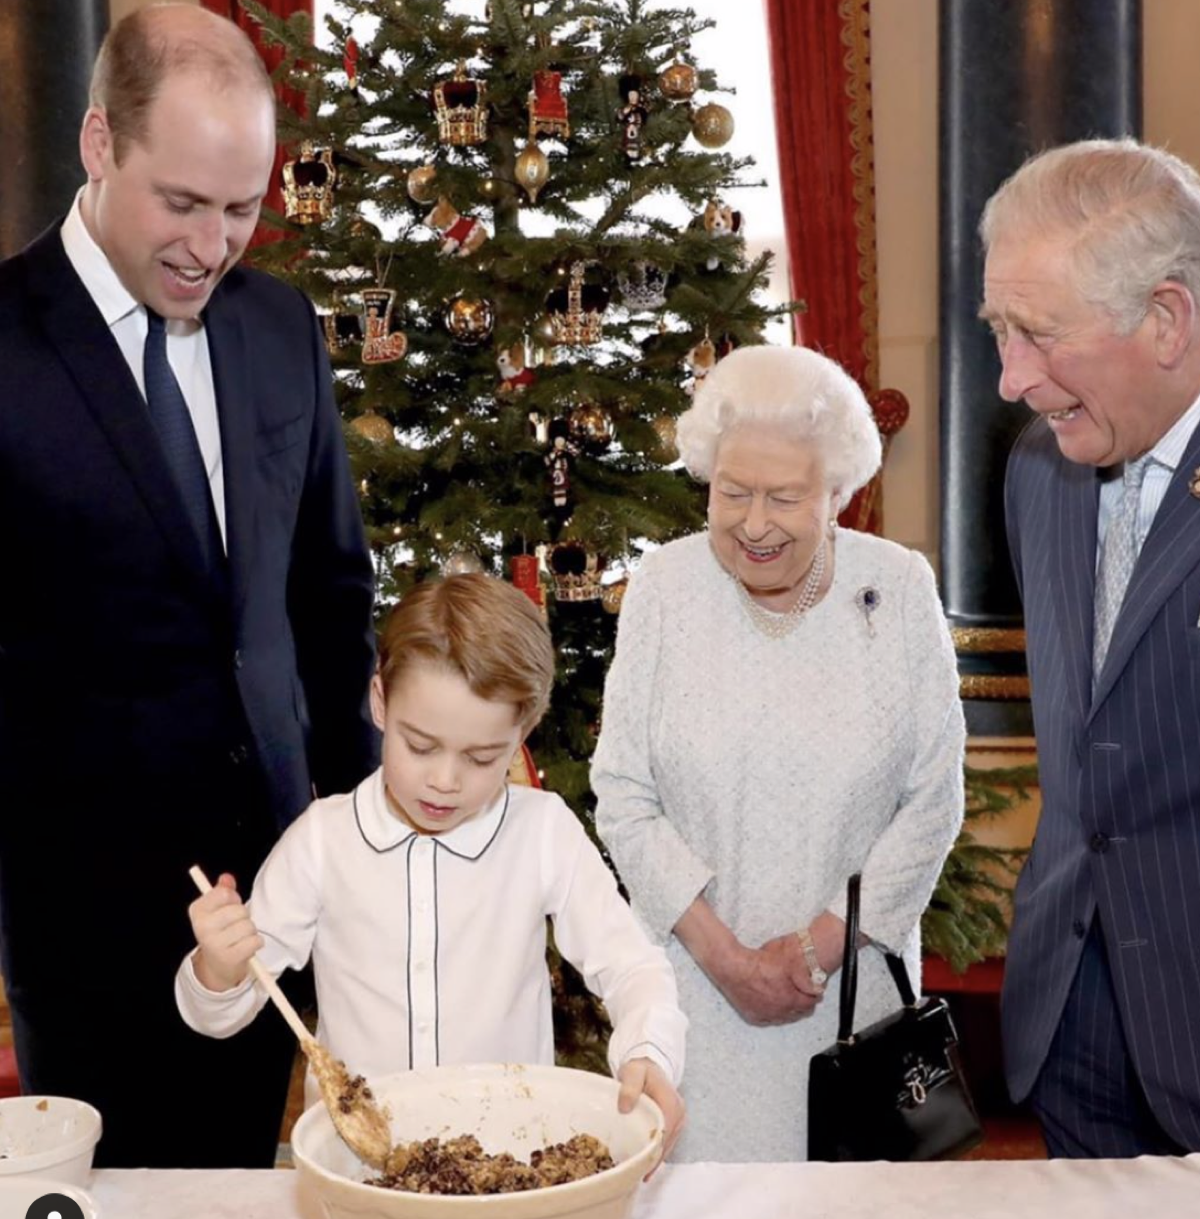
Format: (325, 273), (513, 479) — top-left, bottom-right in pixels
(0, 1096), (102, 1185)
(293, 1063), (663, 1219)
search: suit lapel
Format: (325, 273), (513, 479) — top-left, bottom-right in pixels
(1048, 447), (1102, 731)
(25, 226), (221, 599)
(1090, 423), (1200, 715)
(205, 293), (255, 623)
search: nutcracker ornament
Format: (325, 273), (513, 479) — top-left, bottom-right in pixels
(281, 142), (337, 224)
(360, 288), (409, 365)
(528, 69), (570, 140)
(426, 197), (489, 257)
(615, 74), (649, 163)
(545, 418), (579, 536)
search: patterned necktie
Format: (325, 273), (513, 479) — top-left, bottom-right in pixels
(143, 309), (220, 573)
(1093, 453), (1153, 677)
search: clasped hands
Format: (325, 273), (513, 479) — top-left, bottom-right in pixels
(716, 916), (842, 1027)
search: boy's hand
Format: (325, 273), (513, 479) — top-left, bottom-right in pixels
(616, 1057), (685, 1177)
(187, 872), (262, 993)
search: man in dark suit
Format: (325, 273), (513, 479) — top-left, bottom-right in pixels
(981, 138), (1200, 1157)
(0, 5), (378, 1167)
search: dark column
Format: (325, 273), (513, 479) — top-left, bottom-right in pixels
(938, 0), (1141, 735)
(0, 0), (109, 258)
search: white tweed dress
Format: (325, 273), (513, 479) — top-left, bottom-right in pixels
(592, 530), (966, 1162)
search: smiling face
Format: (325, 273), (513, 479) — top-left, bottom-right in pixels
(370, 662), (524, 836)
(707, 425), (835, 608)
(981, 228), (1189, 467)
(79, 70), (275, 320)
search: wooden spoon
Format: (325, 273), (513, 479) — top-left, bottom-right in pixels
(188, 865), (393, 1169)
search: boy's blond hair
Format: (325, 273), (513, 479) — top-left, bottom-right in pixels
(378, 575), (554, 733)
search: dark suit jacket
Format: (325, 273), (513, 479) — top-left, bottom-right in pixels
(1003, 415), (1200, 1144)
(0, 223), (379, 994)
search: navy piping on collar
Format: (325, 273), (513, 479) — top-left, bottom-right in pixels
(353, 783), (513, 860)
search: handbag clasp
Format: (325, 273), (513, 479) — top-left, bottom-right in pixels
(904, 1063), (930, 1106)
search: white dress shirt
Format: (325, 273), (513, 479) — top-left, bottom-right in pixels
(175, 770), (686, 1110)
(59, 191), (227, 548)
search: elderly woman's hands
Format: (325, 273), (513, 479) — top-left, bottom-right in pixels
(673, 896), (825, 1026)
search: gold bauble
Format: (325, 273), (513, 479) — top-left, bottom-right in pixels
(514, 142), (550, 203)
(692, 102), (735, 148)
(350, 412), (394, 445)
(568, 402), (614, 451)
(444, 294), (496, 345)
(601, 579), (629, 615)
(658, 60), (698, 102)
(650, 414), (679, 462)
(480, 176), (500, 200)
(406, 164), (439, 204)
(531, 314), (557, 346)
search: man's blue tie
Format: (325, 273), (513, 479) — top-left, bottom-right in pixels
(143, 309), (222, 574)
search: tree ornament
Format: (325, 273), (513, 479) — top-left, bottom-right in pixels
(658, 57), (698, 102)
(515, 142), (550, 203)
(496, 342), (536, 397)
(617, 260), (669, 311)
(322, 307), (362, 356)
(406, 164), (439, 204)
(360, 287), (409, 364)
(685, 336), (717, 393)
(601, 578), (629, 615)
(531, 314), (557, 347)
(445, 550), (485, 575)
(615, 73), (649, 163)
(281, 142), (337, 224)
(349, 412), (394, 445)
(548, 541), (605, 602)
(545, 418), (579, 535)
(650, 414), (679, 462)
(568, 403), (614, 453)
(444, 294), (496, 345)
(510, 553), (545, 612)
(479, 176), (500, 201)
(343, 37), (360, 93)
(545, 262), (609, 346)
(528, 69), (570, 140)
(692, 101), (735, 148)
(433, 62), (489, 146)
(698, 198), (744, 270)
(425, 197), (488, 257)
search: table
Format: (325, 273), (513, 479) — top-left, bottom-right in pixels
(88, 1155), (1200, 1218)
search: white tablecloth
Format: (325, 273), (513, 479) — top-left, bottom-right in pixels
(86, 1156), (1200, 1218)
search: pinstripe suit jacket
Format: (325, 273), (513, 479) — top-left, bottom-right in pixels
(1002, 415), (1200, 1144)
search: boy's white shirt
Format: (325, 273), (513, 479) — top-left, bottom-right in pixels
(175, 769), (686, 1109)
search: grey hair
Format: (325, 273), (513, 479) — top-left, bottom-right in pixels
(980, 138), (1200, 334)
(675, 345), (882, 509)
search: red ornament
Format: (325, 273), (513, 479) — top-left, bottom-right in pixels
(510, 554), (544, 611)
(529, 70), (570, 140)
(343, 37), (359, 91)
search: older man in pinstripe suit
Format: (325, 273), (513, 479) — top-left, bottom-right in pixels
(980, 138), (1200, 1158)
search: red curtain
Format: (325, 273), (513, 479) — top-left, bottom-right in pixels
(201, 1), (314, 245)
(765, 0), (895, 533)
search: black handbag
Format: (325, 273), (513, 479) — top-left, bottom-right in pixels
(807, 873), (983, 1161)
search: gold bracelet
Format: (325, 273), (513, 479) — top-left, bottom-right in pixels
(795, 927), (828, 987)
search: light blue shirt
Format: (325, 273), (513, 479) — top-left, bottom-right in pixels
(1097, 394), (1200, 562)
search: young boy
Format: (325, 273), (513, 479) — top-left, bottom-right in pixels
(176, 574), (686, 1154)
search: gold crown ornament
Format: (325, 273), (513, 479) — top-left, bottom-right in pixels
(548, 541), (605, 603)
(545, 262), (609, 346)
(282, 141), (337, 224)
(433, 62), (490, 146)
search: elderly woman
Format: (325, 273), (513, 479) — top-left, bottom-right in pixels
(592, 345), (965, 1162)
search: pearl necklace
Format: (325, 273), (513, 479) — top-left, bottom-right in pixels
(732, 540), (828, 639)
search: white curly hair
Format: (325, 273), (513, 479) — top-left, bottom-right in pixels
(676, 345), (882, 509)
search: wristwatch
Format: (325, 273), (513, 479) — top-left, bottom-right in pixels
(796, 927), (828, 987)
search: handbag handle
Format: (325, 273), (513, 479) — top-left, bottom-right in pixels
(836, 872), (918, 1043)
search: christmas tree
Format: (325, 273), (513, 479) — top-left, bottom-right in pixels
(246, 0), (785, 812)
(245, 0), (787, 1068)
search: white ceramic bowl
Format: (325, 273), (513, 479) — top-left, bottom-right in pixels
(292, 1063), (664, 1219)
(0, 1096), (102, 1186)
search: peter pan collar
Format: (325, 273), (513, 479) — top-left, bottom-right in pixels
(353, 769), (509, 860)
